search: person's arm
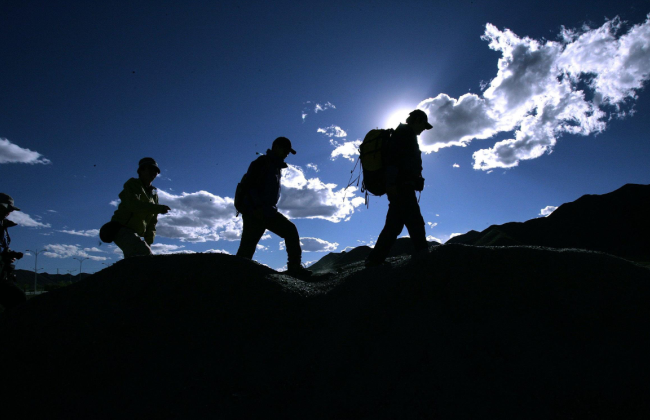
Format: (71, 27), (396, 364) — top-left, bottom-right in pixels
(244, 157), (267, 209)
(119, 181), (166, 214)
(144, 214), (157, 245)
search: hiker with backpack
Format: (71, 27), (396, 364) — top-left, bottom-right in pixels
(364, 109), (433, 267)
(235, 137), (312, 278)
(102, 158), (171, 258)
(0, 194), (26, 310)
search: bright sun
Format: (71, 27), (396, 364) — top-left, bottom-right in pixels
(385, 109), (411, 129)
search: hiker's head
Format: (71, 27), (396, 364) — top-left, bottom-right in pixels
(406, 109), (433, 135)
(137, 157), (161, 185)
(0, 193), (19, 219)
(271, 137), (296, 160)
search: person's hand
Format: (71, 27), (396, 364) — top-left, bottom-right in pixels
(158, 205), (171, 214)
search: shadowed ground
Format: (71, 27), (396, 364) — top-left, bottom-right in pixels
(1, 245), (649, 419)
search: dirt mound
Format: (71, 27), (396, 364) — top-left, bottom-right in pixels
(447, 183), (650, 261)
(1, 246), (650, 419)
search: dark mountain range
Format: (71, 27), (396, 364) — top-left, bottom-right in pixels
(1, 246), (650, 419)
(447, 183), (650, 261)
(309, 237), (440, 273)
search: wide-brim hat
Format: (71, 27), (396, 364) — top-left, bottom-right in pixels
(0, 193), (20, 211)
(138, 157), (161, 174)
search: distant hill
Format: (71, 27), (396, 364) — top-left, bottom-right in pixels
(310, 237), (440, 273)
(13, 269), (89, 290)
(447, 183), (650, 261)
(1, 247), (650, 419)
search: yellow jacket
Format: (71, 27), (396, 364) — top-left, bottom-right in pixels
(111, 178), (161, 245)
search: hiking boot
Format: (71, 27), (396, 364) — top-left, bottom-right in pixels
(287, 264), (312, 278)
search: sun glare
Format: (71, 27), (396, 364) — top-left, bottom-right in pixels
(385, 109), (411, 129)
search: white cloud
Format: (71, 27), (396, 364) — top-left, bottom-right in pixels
(453, 163), (460, 168)
(47, 210), (57, 213)
(109, 200), (120, 207)
(427, 222), (438, 228)
(416, 15), (650, 170)
(330, 139), (361, 161)
(7, 211), (51, 228)
(156, 190), (241, 242)
(314, 102), (336, 113)
(278, 165), (365, 222)
(540, 205), (558, 217)
(302, 101), (336, 121)
(317, 125), (348, 138)
(0, 138), (50, 165)
(59, 229), (99, 237)
(426, 235), (442, 244)
(449, 233), (464, 239)
(43, 244), (108, 261)
(204, 249), (231, 254)
(150, 243), (195, 255)
(279, 237), (339, 252)
(306, 163), (319, 172)
(256, 244), (268, 251)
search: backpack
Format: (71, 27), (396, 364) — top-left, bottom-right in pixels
(359, 128), (394, 196)
(234, 154), (272, 216)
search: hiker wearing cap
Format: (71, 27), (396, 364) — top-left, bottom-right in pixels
(0, 194), (26, 310)
(235, 137), (312, 277)
(365, 109), (433, 267)
(110, 158), (171, 258)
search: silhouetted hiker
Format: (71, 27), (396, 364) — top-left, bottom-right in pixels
(0, 194), (26, 310)
(235, 137), (312, 277)
(110, 158), (171, 258)
(365, 109), (433, 267)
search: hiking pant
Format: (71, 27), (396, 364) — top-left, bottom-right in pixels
(237, 212), (302, 266)
(0, 278), (26, 310)
(367, 188), (427, 263)
(114, 227), (153, 258)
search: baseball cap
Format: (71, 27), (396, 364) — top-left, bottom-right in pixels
(409, 109), (433, 129)
(138, 157), (161, 174)
(0, 193), (20, 211)
(272, 137), (297, 155)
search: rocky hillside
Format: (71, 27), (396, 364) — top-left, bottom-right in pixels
(1, 246), (649, 419)
(447, 183), (650, 262)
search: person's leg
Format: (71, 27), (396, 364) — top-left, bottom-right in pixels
(401, 190), (428, 252)
(0, 279), (27, 310)
(366, 192), (406, 264)
(113, 227), (153, 258)
(265, 212), (302, 266)
(236, 214), (267, 260)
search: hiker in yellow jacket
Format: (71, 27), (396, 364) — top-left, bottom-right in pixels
(111, 158), (171, 258)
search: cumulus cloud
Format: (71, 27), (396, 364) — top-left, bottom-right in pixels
(540, 205), (558, 217)
(109, 200), (120, 207)
(150, 243), (196, 255)
(0, 138), (50, 165)
(204, 249), (231, 254)
(256, 244), (268, 251)
(330, 139), (362, 162)
(317, 125), (348, 138)
(453, 163), (460, 168)
(280, 237), (339, 252)
(306, 163), (319, 172)
(449, 233), (464, 239)
(278, 164), (365, 222)
(43, 244), (108, 261)
(59, 229), (99, 237)
(427, 222), (438, 228)
(156, 190), (241, 242)
(417, 15), (650, 170)
(7, 211), (51, 228)
(426, 235), (442, 244)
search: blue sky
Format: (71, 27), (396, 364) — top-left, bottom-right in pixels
(2, 0), (649, 274)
